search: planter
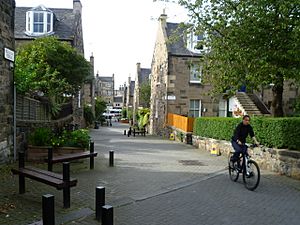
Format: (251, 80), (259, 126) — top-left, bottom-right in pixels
(120, 119), (129, 123)
(27, 145), (86, 162)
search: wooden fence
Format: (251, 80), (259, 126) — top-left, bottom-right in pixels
(16, 95), (73, 121)
(16, 95), (50, 121)
(167, 113), (195, 132)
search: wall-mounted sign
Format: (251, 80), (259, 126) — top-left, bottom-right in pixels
(166, 95), (176, 100)
(4, 48), (15, 62)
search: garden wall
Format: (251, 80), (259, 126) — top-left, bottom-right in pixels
(194, 136), (300, 180)
(167, 126), (300, 180)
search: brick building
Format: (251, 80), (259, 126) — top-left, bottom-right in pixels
(0, 0), (15, 163)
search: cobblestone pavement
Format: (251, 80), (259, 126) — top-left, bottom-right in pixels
(1, 122), (300, 225)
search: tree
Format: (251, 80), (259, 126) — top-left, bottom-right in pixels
(15, 36), (91, 115)
(179, 0), (300, 116)
(95, 97), (107, 121)
(140, 82), (151, 108)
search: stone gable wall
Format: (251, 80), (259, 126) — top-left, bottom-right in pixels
(149, 18), (168, 135)
(0, 0), (15, 163)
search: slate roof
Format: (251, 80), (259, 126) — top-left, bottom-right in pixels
(138, 68), (151, 85)
(165, 22), (201, 57)
(15, 7), (75, 40)
(98, 76), (113, 83)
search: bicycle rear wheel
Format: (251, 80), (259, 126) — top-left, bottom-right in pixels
(243, 160), (260, 191)
(228, 153), (239, 182)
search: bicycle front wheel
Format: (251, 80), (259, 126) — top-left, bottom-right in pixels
(243, 160), (260, 191)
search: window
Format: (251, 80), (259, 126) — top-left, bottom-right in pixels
(33, 12), (44, 33)
(187, 32), (203, 54)
(25, 6), (54, 36)
(190, 65), (202, 83)
(189, 99), (201, 118)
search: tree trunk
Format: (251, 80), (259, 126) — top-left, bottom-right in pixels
(271, 75), (284, 117)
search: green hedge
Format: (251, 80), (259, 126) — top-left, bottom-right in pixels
(193, 117), (300, 150)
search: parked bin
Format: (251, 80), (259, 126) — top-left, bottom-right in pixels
(186, 133), (192, 145)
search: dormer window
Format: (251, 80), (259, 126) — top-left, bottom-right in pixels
(187, 33), (204, 54)
(25, 5), (54, 36)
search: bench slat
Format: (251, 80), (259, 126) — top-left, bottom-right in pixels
(50, 152), (98, 163)
(26, 167), (77, 184)
(11, 168), (77, 190)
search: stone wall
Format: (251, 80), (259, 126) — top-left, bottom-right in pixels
(193, 136), (300, 180)
(167, 126), (300, 180)
(0, 0), (15, 163)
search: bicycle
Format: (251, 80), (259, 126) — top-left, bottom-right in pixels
(228, 144), (260, 191)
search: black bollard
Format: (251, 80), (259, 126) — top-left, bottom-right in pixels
(90, 141), (95, 169)
(63, 162), (71, 208)
(95, 187), (105, 221)
(102, 205), (114, 225)
(18, 152), (25, 194)
(47, 147), (53, 171)
(109, 151), (114, 167)
(42, 194), (55, 225)
(124, 130), (126, 135)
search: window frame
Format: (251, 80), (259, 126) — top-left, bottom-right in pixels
(189, 64), (203, 84)
(189, 99), (202, 118)
(25, 10), (54, 36)
(186, 33), (203, 54)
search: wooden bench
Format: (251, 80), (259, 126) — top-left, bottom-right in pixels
(46, 141), (98, 171)
(133, 128), (146, 137)
(11, 152), (77, 208)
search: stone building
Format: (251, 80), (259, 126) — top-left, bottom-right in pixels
(133, 63), (151, 124)
(113, 85), (125, 109)
(95, 74), (114, 107)
(83, 54), (95, 115)
(134, 63), (151, 108)
(125, 76), (135, 111)
(149, 14), (218, 135)
(14, 0), (86, 126)
(0, 0), (15, 163)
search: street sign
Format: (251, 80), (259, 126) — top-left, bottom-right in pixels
(4, 47), (15, 62)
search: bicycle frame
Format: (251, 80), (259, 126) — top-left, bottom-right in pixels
(228, 144), (261, 191)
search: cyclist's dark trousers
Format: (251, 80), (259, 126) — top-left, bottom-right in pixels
(231, 140), (248, 162)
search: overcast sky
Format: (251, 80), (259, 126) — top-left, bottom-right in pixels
(15, 0), (188, 88)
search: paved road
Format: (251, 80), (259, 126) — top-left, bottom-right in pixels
(1, 122), (300, 225)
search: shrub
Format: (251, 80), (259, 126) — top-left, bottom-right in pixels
(121, 108), (127, 119)
(28, 127), (53, 146)
(30, 128), (90, 149)
(84, 104), (95, 125)
(63, 129), (90, 149)
(193, 117), (300, 150)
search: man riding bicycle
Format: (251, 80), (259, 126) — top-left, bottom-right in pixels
(231, 115), (259, 164)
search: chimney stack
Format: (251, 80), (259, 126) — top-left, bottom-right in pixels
(159, 11), (167, 28)
(73, 0), (82, 14)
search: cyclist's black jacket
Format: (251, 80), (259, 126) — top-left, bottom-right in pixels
(232, 122), (254, 144)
